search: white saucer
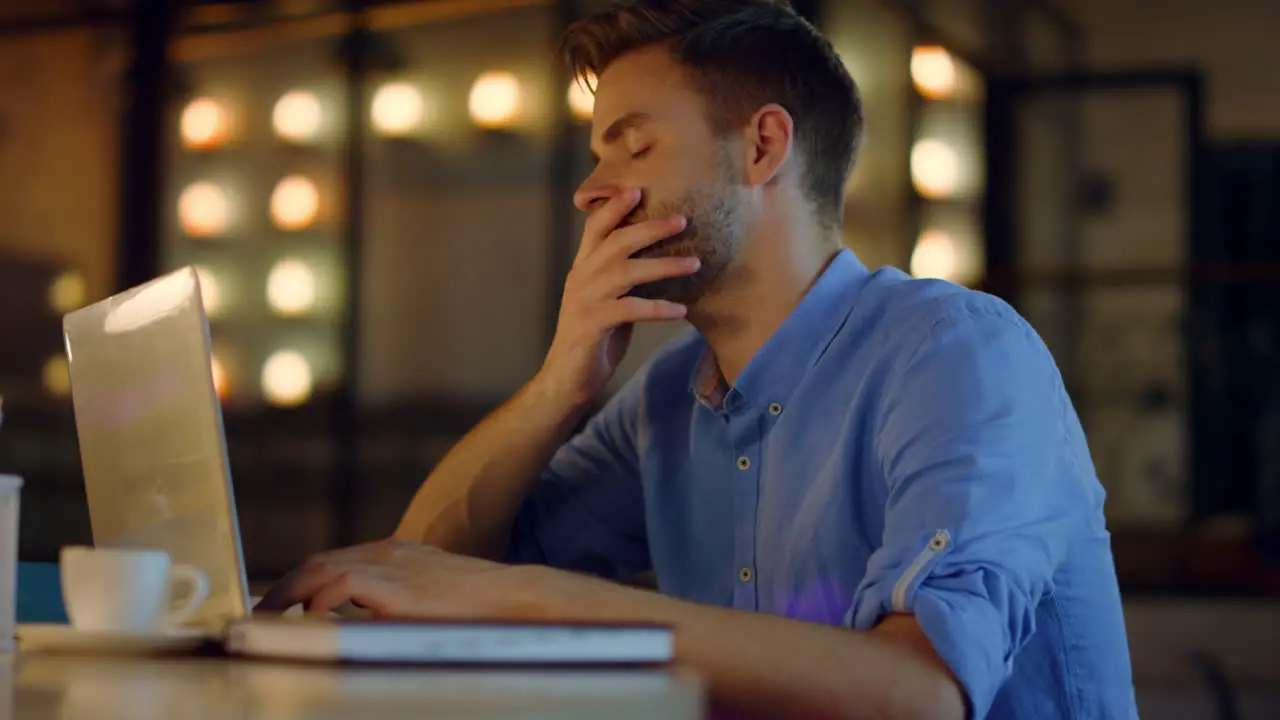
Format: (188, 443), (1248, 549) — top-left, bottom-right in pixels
(16, 623), (213, 655)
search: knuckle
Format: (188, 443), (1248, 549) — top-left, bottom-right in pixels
(305, 554), (333, 573)
(617, 296), (647, 315)
(373, 542), (397, 562)
(581, 305), (607, 326)
(588, 306), (617, 330)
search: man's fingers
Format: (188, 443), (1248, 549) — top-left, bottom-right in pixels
(307, 573), (396, 618)
(577, 215), (687, 275)
(613, 256), (701, 297)
(606, 214), (687, 260)
(599, 297), (687, 327)
(578, 188), (642, 259)
(305, 573), (361, 616)
(253, 558), (342, 612)
(581, 256), (700, 301)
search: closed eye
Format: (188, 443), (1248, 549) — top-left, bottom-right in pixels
(631, 146), (652, 160)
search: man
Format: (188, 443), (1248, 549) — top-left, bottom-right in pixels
(257, 1), (1138, 717)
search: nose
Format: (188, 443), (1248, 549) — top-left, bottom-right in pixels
(573, 180), (620, 213)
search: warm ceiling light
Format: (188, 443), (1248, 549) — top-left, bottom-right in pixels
(181, 98), (229, 150)
(210, 355), (229, 401)
(178, 181), (230, 237)
(910, 229), (982, 286)
(469, 71), (522, 129)
(273, 90), (322, 142)
(42, 355), (70, 397)
(193, 265), (222, 317)
(269, 175), (319, 230)
(261, 350), (313, 407)
(567, 72), (596, 121)
(266, 258), (316, 316)
(910, 229), (958, 281)
(910, 139), (960, 199)
(911, 46), (957, 100)
(371, 82), (425, 136)
(48, 271), (86, 314)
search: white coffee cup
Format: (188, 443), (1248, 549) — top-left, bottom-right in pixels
(60, 546), (210, 633)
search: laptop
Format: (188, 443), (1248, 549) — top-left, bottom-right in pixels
(60, 266), (673, 665)
(62, 266), (251, 629)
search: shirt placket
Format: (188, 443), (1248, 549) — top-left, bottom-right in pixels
(725, 398), (761, 612)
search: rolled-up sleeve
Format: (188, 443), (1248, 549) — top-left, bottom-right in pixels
(845, 299), (1089, 718)
(504, 368), (650, 581)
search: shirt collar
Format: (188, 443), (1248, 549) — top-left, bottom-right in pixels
(690, 248), (870, 413)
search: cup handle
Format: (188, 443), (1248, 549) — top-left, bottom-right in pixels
(165, 564), (210, 628)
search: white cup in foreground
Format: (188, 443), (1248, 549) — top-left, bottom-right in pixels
(60, 547), (210, 634)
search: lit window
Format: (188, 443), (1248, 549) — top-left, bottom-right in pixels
(469, 71), (522, 129)
(181, 98), (229, 149)
(273, 90), (322, 142)
(266, 258), (317, 316)
(261, 350), (313, 407)
(911, 46), (956, 100)
(567, 72), (596, 121)
(178, 182), (230, 237)
(371, 82), (425, 136)
(48, 271), (86, 314)
(910, 139), (960, 199)
(270, 175), (319, 231)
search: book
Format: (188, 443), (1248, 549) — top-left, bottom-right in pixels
(224, 617), (675, 666)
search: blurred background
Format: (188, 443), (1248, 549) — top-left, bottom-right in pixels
(0, 0), (1276, 715)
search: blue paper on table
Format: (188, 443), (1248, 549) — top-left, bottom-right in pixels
(16, 562), (67, 624)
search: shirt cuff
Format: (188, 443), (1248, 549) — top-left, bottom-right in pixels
(911, 583), (1011, 719)
(845, 531), (1012, 719)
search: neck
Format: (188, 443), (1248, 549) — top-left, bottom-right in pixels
(688, 222), (842, 386)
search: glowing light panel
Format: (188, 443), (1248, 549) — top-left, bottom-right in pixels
(469, 71), (522, 129)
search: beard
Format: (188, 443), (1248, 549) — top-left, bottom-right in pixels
(624, 176), (746, 307)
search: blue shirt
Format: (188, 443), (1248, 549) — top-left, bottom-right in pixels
(507, 249), (1138, 719)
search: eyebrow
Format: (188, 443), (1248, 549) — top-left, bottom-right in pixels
(589, 111), (652, 165)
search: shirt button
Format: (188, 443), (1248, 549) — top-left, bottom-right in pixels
(739, 567), (753, 582)
(736, 456), (751, 470)
(768, 402), (783, 416)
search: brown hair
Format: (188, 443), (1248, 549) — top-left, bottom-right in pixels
(559, 0), (863, 229)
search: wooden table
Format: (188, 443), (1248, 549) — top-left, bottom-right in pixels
(3, 652), (706, 719)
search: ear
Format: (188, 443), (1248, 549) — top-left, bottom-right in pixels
(741, 103), (794, 189)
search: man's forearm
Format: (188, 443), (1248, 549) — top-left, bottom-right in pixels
(394, 375), (586, 559)
(533, 571), (965, 720)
